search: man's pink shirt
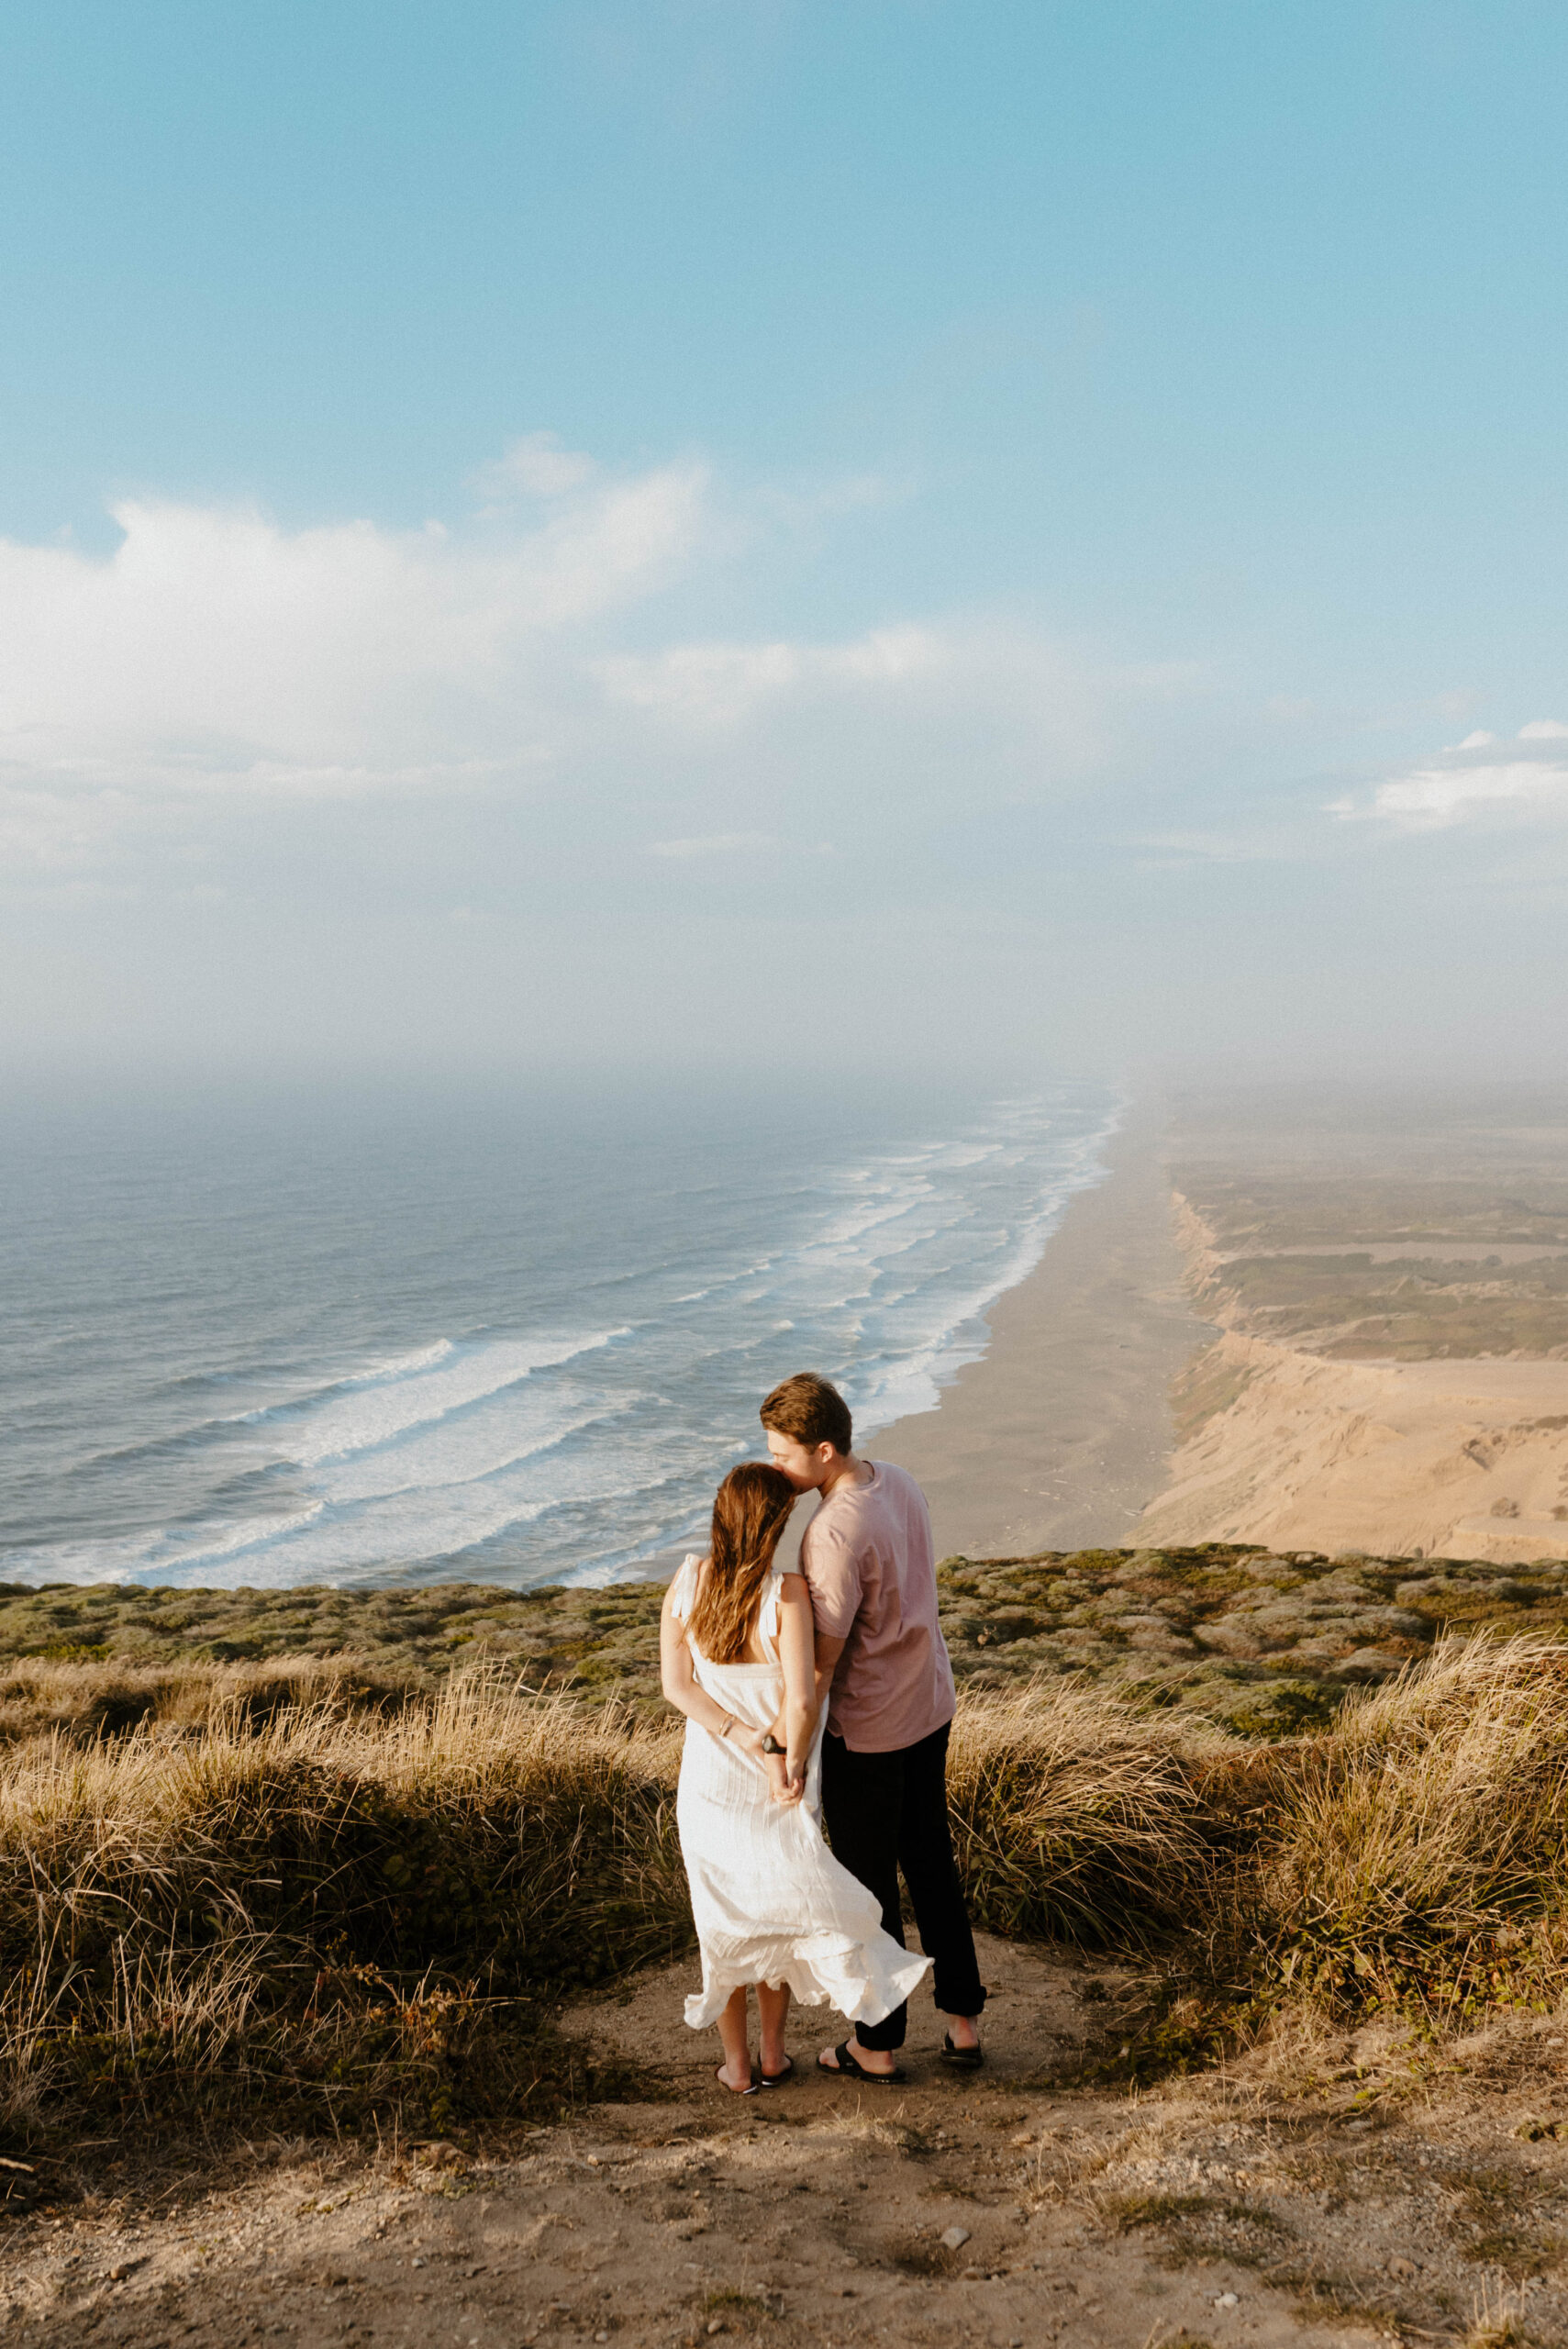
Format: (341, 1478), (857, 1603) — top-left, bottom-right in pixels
(799, 1460), (956, 1753)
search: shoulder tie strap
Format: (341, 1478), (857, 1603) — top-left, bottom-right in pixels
(670, 1553), (701, 1622)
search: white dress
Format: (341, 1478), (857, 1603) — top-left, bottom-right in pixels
(671, 1554), (930, 2032)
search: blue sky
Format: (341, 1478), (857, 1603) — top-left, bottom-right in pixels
(3, 1), (1566, 1079)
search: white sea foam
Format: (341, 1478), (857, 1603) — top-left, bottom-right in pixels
(340, 1338), (458, 1386)
(0, 1501), (331, 1586)
(137, 1419), (712, 1588)
(254, 1330), (625, 1466)
(207, 1338), (459, 1431)
(318, 1386), (632, 1504)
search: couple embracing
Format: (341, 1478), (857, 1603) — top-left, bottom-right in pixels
(659, 1372), (986, 2093)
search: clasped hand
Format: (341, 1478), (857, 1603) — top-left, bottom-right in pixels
(726, 1719), (804, 1806)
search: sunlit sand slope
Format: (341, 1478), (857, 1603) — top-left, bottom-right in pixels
(1137, 1097), (1568, 1562)
(1136, 1329), (1568, 1561)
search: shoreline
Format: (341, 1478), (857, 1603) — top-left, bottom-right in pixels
(865, 1104), (1210, 1558)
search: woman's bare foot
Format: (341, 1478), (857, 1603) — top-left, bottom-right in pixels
(715, 1985), (755, 2092)
(943, 2012), (981, 2051)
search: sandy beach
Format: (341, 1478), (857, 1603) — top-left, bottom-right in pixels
(866, 1106), (1210, 1558)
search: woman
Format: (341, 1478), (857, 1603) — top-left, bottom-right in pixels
(660, 1461), (929, 2094)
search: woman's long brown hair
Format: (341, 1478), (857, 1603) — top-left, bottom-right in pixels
(686, 1462), (798, 1664)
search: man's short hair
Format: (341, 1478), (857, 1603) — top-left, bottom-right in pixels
(760, 1372), (852, 1456)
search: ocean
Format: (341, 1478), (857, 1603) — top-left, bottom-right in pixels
(0, 1074), (1118, 1590)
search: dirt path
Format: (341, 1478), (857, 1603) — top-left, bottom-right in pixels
(6, 1935), (1568, 2348)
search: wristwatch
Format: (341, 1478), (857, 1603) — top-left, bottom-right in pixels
(762, 1733), (785, 1755)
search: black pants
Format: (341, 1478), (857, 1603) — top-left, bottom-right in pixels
(820, 1720), (986, 2052)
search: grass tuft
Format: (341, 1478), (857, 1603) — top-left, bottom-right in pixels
(0, 1672), (685, 2142)
(1264, 1634), (1568, 2016)
(948, 1679), (1221, 1944)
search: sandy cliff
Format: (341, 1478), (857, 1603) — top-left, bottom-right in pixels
(1136, 1321), (1568, 1560)
(1136, 1115), (1568, 1560)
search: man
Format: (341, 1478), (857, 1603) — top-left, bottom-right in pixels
(761, 1370), (985, 2081)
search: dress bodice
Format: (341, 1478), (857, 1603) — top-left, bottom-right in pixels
(669, 1553), (785, 1670)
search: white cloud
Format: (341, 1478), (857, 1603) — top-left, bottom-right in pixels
(0, 457), (708, 869)
(593, 623), (1183, 780)
(595, 624), (946, 731)
(1362, 761), (1568, 826)
(1127, 827), (1286, 865)
(473, 431), (600, 502)
(0, 464), (704, 764)
(0, 440), (1207, 893)
(754, 471), (910, 529)
(1332, 720), (1568, 830)
(647, 831), (783, 858)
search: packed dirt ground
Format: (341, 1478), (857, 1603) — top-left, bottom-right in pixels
(8, 1931), (1568, 2349)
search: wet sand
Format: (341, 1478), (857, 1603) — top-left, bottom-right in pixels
(867, 1107), (1210, 1559)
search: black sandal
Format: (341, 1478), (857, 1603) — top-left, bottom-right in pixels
(759, 2054), (794, 2087)
(940, 2032), (984, 2070)
(818, 2040), (904, 2085)
(716, 2065), (759, 2096)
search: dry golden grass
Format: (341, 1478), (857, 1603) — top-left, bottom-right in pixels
(0, 1652), (418, 1748)
(0, 1673), (685, 2142)
(6, 1634), (1568, 2149)
(948, 1679), (1225, 1943)
(1265, 1633), (1568, 2014)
